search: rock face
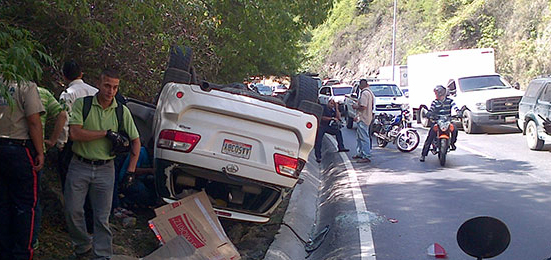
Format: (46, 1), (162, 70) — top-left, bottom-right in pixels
(309, 0), (551, 88)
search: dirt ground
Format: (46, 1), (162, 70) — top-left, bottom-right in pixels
(34, 153), (288, 259)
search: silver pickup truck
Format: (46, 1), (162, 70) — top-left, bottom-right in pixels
(128, 46), (321, 223)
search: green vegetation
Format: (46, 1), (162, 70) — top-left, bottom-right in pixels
(0, 22), (53, 107)
(1, 0), (332, 101)
(306, 0), (551, 87)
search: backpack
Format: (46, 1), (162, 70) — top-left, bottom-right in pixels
(58, 96), (127, 175)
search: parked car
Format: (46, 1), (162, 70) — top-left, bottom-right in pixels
(318, 83), (353, 113)
(272, 84), (288, 98)
(518, 77), (551, 150)
(254, 84), (273, 96)
(129, 46), (321, 223)
(344, 81), (408, 129)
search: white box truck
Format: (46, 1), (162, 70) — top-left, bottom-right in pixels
(407, 48), (524, 133)
(377, 65), (409, 97)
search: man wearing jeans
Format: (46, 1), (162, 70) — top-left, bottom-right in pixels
(352, 79), (374, 163)
(65, 69), (140, 259)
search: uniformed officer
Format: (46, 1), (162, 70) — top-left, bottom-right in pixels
(64, 69), (140, 260)
(0, 79), (45, 260)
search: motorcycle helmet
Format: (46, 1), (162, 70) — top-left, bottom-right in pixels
(434, 85), (447, 99)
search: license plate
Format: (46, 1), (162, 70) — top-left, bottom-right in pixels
(221, 139), (252, 159)
(505, 116), (516, 123)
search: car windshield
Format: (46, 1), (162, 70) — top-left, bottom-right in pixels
(458, 75), (511, 92)
(370, 84), (403, 97)
(333, 87), (352, 96)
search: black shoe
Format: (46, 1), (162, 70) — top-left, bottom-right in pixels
(338, 148), (350, 152)
(419, 155), (425, 162)
(450, 144), (456, 151)
(316, 158), (321, 163)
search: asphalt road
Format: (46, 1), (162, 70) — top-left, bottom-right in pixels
(309, 122), (551, 260)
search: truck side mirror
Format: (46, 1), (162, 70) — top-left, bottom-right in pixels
(513, 82), (520, 90)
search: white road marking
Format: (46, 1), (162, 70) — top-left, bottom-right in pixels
(456, 144), (495, 160)
(328, 136), (377, 260)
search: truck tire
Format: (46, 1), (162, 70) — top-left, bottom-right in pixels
(298, 100), (323, 124)
(168, 46), (192, 72)
(162, 68), (191, 87)
(461, 110), (480, 134)
(285, 74), (319, 109)
(526, 120), (544, 150)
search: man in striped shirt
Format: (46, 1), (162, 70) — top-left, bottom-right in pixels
(420, 85), (460, 162)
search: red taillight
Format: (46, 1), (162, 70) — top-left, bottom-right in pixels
(306, 122), (313, 129)
(176, 91), (184, 98)
(274, 153), (299, 178)
(157, 130), (200, 153)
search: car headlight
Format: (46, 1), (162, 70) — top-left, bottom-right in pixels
(475, 102), (486, 110)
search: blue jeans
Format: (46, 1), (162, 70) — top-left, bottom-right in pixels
(314, 125), (345, 160)
(65, 157), (114, 259)
(356, 121), (372, 159)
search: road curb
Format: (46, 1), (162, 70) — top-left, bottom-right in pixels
(264, 153), (321, 260)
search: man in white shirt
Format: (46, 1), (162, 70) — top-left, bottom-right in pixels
(56, 60), (98, 236)
(57, 60), (98, 148)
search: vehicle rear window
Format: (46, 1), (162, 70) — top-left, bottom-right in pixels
(458, 75), (510, 92)
(524, 81), (544, 98)
(370, 84), (403, 97)
(333, 87), (352, 96)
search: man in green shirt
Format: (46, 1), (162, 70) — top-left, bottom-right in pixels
(37, 87), (67, 150)
(64, 69), (140, 260)
(32, 87), (67, 249)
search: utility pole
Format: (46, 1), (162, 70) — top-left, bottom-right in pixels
(391, 0), (397, 81)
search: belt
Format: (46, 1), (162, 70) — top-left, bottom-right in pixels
(0, 138), (30, 147)
(75, 154), (112, 166)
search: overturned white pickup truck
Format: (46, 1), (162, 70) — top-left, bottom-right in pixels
(128, 47), (321, 223)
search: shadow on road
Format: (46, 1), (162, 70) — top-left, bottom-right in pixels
(309, 138), (550, 260)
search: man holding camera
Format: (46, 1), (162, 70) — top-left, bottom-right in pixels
(65, 69), (140, 260)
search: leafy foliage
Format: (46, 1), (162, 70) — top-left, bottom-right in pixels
(306, 0), (551, 87)
(1, 0), (332, 102)
(0, 22), (53, 107)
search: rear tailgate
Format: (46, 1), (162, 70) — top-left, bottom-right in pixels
(154, 83), (318, 188)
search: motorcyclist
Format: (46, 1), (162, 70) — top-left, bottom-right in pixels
(420, 85), (460, 162)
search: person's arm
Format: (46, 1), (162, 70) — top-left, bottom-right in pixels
(26, 113), (44, 171)
(335, 106), (342, 121)
(69, 125), (108, 142)
(126, 138), (141, 172)
(45, 111), (67, 148)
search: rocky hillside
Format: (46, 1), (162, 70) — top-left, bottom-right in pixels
(307, 0), (551, 88)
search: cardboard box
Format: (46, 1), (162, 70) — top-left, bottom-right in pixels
(148, 191), (240, 260)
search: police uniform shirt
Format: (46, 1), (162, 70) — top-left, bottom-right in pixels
(0, 81), (45, 140)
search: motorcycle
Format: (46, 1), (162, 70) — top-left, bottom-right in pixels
(428, 115), (458, 166)
(371, 105), (420, 152)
